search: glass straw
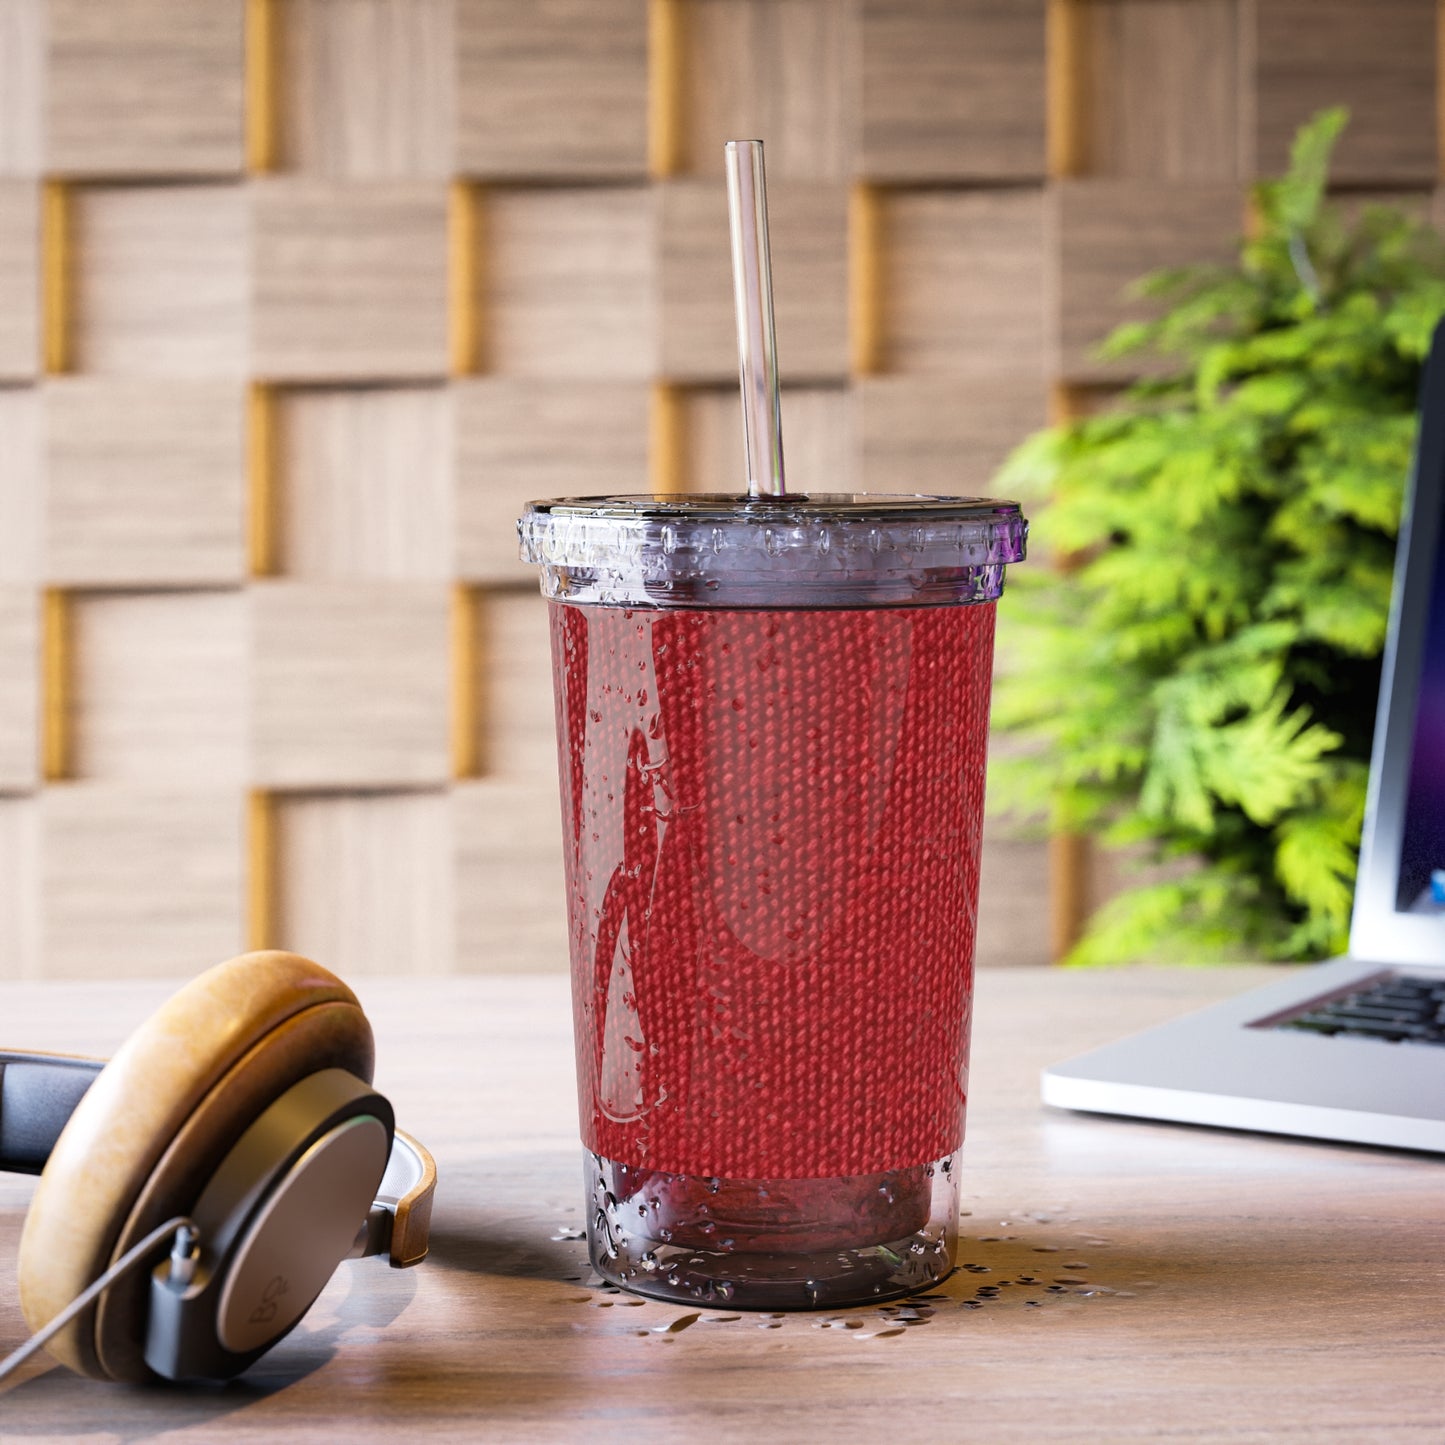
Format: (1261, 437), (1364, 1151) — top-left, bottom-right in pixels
(725, 140), (787, 497)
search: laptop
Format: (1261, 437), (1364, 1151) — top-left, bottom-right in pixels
(1041, 320), (1445, 1154)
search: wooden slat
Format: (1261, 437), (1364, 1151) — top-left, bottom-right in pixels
(0, 386), (40, 584)
(276, 0), (454, 178)
(0, 180), (39, 379)
(676, 0), (852, 181)
(647, 0), (685, 179)
(250, 581), (452, 789)
(251, 178), (450, 381)
(45, 0), (245, 176)
(451, 583), (482, 780)
(275, 384), (452, 580)
(484, 186), (656, 379)
(0, 799), (39, 977)
(0, 0), (43, 177)
(657, 178), (848, 382)
(1073, 0), (1240, 182)
(43, 379), (247, 586)
(448, 180), (482, 376)
(858, 377), (1049, 495)
(245, 0), (279, 174)
(38, 785), (245, 977)
(246, 788), (277, 951)
(455, 379), (649, 582)
(879, 188), (1048, 378)
(0, 588), (39, 792)
(478, 590), (560, 783)
(69, 591), (247, 785)
(69, 183), (249, 378)
(455, 0), (648, 178)
(1049, 180), (1240, 382)
(453, 777), (570, 973)
(859, 0), (1048, 180)
(1248, 0), (1437, 183)
(680, 385), (854, 495)
(275, 789), (455, 974)
(39, 589), (69, 783)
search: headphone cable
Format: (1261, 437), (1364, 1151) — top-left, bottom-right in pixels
(0, 1215), (198, 1386)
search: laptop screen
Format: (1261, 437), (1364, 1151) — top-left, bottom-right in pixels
(1396, 514), (1445, 915)
(1352, 318), (1445, 962)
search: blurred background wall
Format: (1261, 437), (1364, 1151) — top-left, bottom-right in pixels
(0, 0), (1438, 979)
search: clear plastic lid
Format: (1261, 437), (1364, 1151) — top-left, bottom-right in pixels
(518, 493), (1027, 609)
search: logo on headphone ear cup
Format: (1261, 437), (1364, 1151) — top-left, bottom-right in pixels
(146, 1070), (393, 1381)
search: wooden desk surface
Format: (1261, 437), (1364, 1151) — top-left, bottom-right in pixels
(1, 966), (1442, 1442)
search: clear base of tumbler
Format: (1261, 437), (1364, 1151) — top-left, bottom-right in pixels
(585, 1152), (959, 1310)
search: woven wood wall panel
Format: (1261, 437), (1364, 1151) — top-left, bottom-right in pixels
(0, 588), (38, 790)
(44, 0), (245, 177)
(1250, 0), (1437, 184)
(678, 0), (853, 181)
(251, 180), (451, 380)
(859, 0), (1048, 180)
(277, 0), (455, 179)
(70, 591), (248, 785)
(0, 181), (38, 378)
(43, 379), (247, 586)
(454, 0), (648, 178)
(250, 582), (451, 788)
(276, 384), (454, 581)
(276, 789), (454, 974)
(454, 380), (650, 583)
(658, 179), (849, 381)
(1074, 0), (1240, 182)
(879, 189), (1049, 378)
(483, 186), (656, 378)
(70, 184), (250, 377)
(2, 0), (1437, 978)
(39, 786), (245, 977)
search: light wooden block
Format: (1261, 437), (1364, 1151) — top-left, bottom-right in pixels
(484, 187), (655, 379)
(975, 833), (1052, 968)
(858, 377), (1049, 495)
(0, 180), (38, 379)
(658, 179), (847, 382)
(879, 188), (1047, 379)
(70, 591), (247, 785)
(277, 0), (454, 178)
(454, 380), (649, 584)
(682, 385), (854, 494)
(1250, 0), (1436, 185)
(859, 0), (1047, 181)
(479, 589), (558, 781)
(70, 184), (249, 378)
(250, 582), (451, 788)
(453, 778), (568, 973)
(252, 179), (450, 381)
(277, 385), (453, 580)
(0, 587), (38, 791)
(0, 386), (41, 582)
(39, 785), (245, 978)
(43, 379), (246, 586)
(44, 0), (244, 176)
(275, 790), (454, 974)
(678, 0), (852, 181)
(0, 0), (43, 176)
(0, 798), (39, 976)
(1075, 0), (1239, 182)
(1050, 181), (1240, 382)
(454, 0), (648, 179)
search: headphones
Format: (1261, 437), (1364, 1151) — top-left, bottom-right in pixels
(1, 950), (435, 1385)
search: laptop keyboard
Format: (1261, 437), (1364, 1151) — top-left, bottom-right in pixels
(1280, 974), (1445, 1046)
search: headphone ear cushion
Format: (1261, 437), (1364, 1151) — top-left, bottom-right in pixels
(17, 951), (375, 1383)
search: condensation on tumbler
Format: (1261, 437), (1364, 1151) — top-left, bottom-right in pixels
(549, 600), (997, 1308)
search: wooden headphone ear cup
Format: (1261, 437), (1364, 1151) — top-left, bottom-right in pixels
(17, 951), (375, 1383)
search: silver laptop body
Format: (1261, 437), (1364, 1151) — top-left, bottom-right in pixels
(1041, 322), (1445, 1154)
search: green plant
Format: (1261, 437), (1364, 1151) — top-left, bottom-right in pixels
(992, 110), (1445, 964)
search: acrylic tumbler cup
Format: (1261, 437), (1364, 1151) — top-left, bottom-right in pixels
(519, 492), (1027, 1309)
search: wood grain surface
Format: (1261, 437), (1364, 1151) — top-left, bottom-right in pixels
(1, 965), (1441, 1440)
